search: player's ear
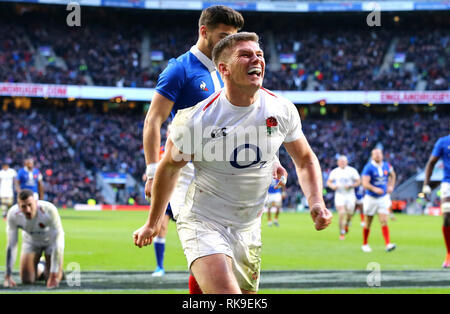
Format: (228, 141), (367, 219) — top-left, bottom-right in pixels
(218, 62), (229, 77)
(199, 25), (208, 39)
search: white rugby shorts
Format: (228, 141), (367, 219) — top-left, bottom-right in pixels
(363, 194), (391, 216)
(176, 210), (262, 292)
(334, 193), (356, 214)
(265, 193), (282, 208)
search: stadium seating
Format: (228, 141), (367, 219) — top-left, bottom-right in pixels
(1, 7), (448, 91)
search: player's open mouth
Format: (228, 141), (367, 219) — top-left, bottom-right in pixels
(247, 67), (262, 77)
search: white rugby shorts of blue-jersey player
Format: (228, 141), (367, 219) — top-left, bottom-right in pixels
(155, 46), (224, 220)
(361, 160), (394, 216)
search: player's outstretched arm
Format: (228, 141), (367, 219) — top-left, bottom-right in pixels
(387, 168), (396, 194)
(134, 138), (190, 248)
(423, 156), (439, 194)
(283, 134), (332, 231)
(143, 93), (175, 199)
(47, 204), (65, 288)
(4, 215), (18, 288)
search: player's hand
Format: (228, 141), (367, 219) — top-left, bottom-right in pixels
(422, 185), (431, 195)
(46, 273), (60, 289)
(273, 162), (288, 189)
(310, 203), (332, 231)
(373, 187), (384, 195)
(133, 224), (158, 248)
(3, 276), (16, 288)
(387, 186), (394, 194)
(144, 177), (154, 200)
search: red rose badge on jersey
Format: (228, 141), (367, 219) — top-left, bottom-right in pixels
(266, 116), (278, 135)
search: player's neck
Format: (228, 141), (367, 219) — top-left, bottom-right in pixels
(195, 40), (212, 60)
(371, 159), (383, 166)
(224, 85), (259, 107)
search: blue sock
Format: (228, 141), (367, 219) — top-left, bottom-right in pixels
(154, 237), (165, 269)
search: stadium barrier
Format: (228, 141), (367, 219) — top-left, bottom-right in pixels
(1, 83), (449, 104)
(74, 204), (149, 211)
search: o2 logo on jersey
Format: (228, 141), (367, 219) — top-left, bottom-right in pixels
(230, 144), (266, 169)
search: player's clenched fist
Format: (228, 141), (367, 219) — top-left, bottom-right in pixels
(133, 224), (158, 248)
(310, 204), (332, 231)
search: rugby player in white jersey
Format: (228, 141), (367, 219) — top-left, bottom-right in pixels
(0, 162), (18, 219)
(133, 32), (332, 294)
(326, 155), (361, 240)
(3, 189), (64, 289)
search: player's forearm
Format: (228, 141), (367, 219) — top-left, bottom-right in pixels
(14, 180), (20, 194)
(146, 162), (181, 228)
(326, 179), (335, 190)
(352, 179), (361, 188)
(363, 181), (379, 193)
(296, 155), (325, 208)
(423, 159), (437, 186)
(39, 182), (44, 199)
(5, 245), (17, 277)
(143, 116), (163, 165)
(50, 235), (64, 274)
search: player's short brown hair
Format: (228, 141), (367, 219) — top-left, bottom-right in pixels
(18, 189), (34, 201)
(212, 32), (260, 68)
(198, 5), (244, 31)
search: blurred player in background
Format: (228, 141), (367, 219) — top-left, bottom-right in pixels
(265, 177), (286, 227)
(134, 32), (332, 294)
(17, 158), (44, 200)
(355, 185), (365, 227)
(326, 155), (361, 240)
(0, 162), (18, 219)
(141, 5), (244, 293)
(361, 148), (396, 253)
(3, 189), (64, 289)
(422, 134), (450, 268)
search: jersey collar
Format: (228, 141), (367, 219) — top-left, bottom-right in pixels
(370, 160), (383, 168)
(190, 45), (216, 73)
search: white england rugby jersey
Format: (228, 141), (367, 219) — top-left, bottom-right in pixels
(328, 166), (360, 196)
(170, 88), (302, 228)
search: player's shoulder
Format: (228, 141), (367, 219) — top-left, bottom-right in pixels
(171, 91), (220, 128)
(437, 134), (450, 145)
(261, 87), (300, 125)
(261, 87), (293, 108)
(6, 204), (20, 222)
(167, 50), (203, 73)
(329, 167), (339, 174)
(38, 200), (58, 213)
(361, 162), (373, 173)
(161, 53), (189, 76)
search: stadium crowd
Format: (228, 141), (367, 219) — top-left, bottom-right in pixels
(1, 110), (103, 207)
(1, 5), (449, 207)
(2, 103), (448, 208)
(1, 7), (448, 91)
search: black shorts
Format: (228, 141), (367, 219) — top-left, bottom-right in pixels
(165, 204), (176, 222)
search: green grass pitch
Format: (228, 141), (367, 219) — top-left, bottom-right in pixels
(0, 209), (449, 293)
